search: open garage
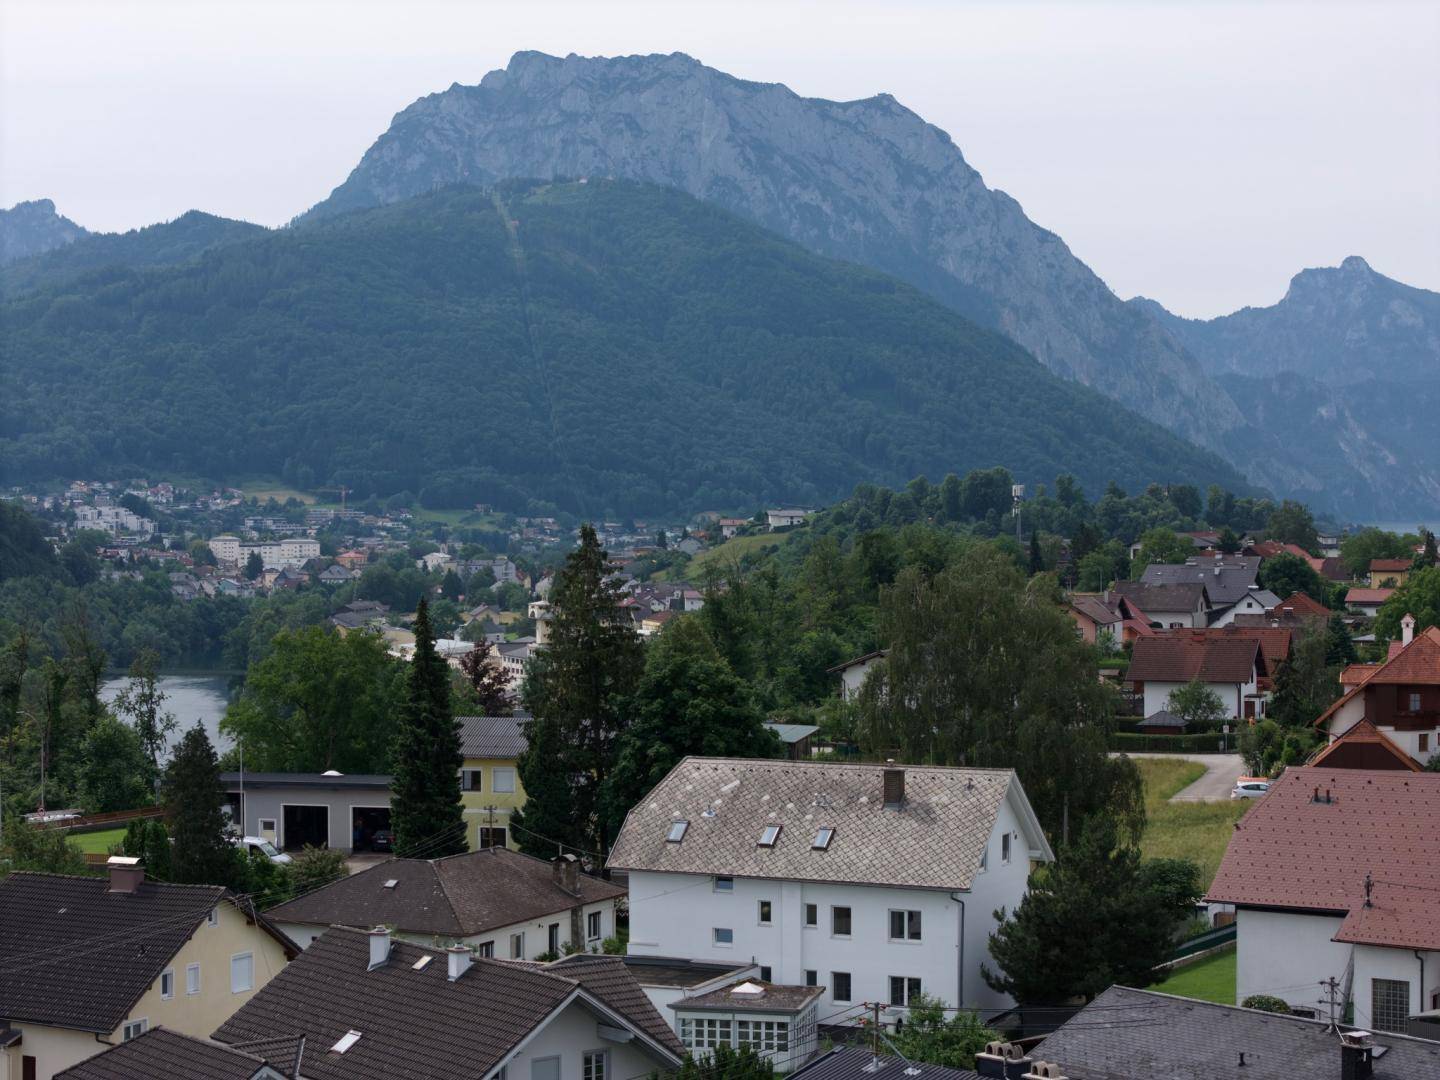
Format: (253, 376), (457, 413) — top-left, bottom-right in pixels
(221, 771), (394, 853)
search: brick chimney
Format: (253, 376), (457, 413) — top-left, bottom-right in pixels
(1402, 613), (1416, 646)
(975, 1041), (1031, 1078)
(552, 853), (581, 896)
(447, 944), (472, 982)
(882, 764), (905, 809)
(106, 855), (144, 893)
(367, 925), (390, 970)
(1340, 1030), (1375, 1080)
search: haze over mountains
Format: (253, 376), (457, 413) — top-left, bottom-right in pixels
(3, 50), (1437, 518)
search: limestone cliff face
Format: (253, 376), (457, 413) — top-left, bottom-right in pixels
(305, 51), (1245, 451)
(0, 199), (88, 264)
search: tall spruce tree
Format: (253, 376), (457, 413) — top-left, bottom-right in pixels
(390, 598), (465, 857)
(518, 523), (643, 864)
(166, 724), (239, 886)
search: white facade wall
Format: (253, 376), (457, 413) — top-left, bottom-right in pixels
(1353, 945), (1440, 1031)
(209, 535), (241, 563)
(492, 993), (672, 1080)
(1235, 908), (1351, 1012)
(627, 799), (1033, 1017)
(1143, 677), (1253, 720)
(838, 659), (879, 702)
(279, 899), (615, 956)
(1208, 594), (1271, 628)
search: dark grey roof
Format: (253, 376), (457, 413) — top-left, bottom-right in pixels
(213, 928), (684, 1080)
(548, 954), (686, 1056)
(1034, 985), (1440, 1079)
(266, 846), (623, 937)
(668, 979), (825, 1014)
(620, 953), (756, 988)
(458, 715), (529, 759)
(608, 757), (1053, 890)
(789, 1046), (980, 1080)
(1137, 710), (1188, 729)
(220, 771), (392, 790)
(56, 1027), (290, 1080)
(1113, 580), (1209, 614)
(0, 872), (225, 1033)
(1141, 556), (1261, 606)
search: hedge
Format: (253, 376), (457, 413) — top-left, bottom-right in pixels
(1109, 732), (1233, 754)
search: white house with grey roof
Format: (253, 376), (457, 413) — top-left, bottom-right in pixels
(607, 757), (1054, 1022)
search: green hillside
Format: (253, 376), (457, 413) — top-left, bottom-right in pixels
(0, 181), (1254, 515)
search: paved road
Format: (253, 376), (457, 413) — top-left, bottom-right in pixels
(1124, 752), (1245, 803)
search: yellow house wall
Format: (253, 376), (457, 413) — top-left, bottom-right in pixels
(1, 900), (290, 1080)
(1370, 568), (1409, 588)
(461, 755), (527, 850)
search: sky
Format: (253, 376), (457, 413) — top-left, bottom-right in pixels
(2, 0), (1436, 318)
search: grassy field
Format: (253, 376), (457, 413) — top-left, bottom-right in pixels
(1134, 758), (1250, 888)
(237, 479), (315, 505)
(68, 826), (127, 855)
(1153, 946), (1236, 1004)
(685, 530), (796, 578)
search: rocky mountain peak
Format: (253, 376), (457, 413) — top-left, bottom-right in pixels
(0, 198), (90, 264)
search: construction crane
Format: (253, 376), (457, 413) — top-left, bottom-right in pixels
(316, 486), (353, 512)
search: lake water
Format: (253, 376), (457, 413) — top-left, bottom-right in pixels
(100, 672), (235, 754)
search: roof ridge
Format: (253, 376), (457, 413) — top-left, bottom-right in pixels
(676, 755), (1017, 775)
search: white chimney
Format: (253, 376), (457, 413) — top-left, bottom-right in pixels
(367, 926), (390, 970)
(106, 855), (144, 894)
(447, 944), (472, 981)
(1402, 613), (1416, 646)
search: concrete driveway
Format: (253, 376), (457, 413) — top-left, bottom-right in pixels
(1125, 752), (1245, 803)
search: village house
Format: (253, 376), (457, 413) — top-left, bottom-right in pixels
(826, 650), (885, 701)
(1345, 587), (1395, 618)
(0, 859), (295, 1080)
(1205, 585), (1282, 627)
(1138, 554), (1263, 623)
(1314, 617), (1440, 766)
(265, 849), (623, 956)
(765, 509), (810, 531)
(1112, 581), (1210, 629)
(1370, 559), (1412, 589)
(207, 928), (686, 1080)
(719, 517), (749, 539)
(55, 1027), (301, 1080)
(221, 772), (393, 854)
(669, 979), (824, 1071)
(1307, 716), (1421, 771)
(608, 757), (1054, 1019)
(1125, 632), (1266, 719)
(459, 714), (529, 850)
(1208, 768), (1440, 1034)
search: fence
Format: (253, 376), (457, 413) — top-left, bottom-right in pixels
(1109, 732), (1233, 754)
(49, 806), (165, 834)
(1166, 922), (1237, 964)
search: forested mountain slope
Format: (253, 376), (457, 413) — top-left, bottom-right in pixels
(0, 181), (1252, 515)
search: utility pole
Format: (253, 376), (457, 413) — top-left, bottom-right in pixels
(871, 1001), (881, 1063)
(1320, 976), (1341, 1031)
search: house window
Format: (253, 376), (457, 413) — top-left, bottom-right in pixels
(979, 844), (988, 873)
(160, 969), (174, 1000)
(186, 962), (200, 995)
(758, 900), (773, 924)
(531, 1057), (561, 1080)
(492, 767), (516, 793)
(805, 969), (818, 986)
(583, 1051), (608, 1080)
(888, 910), (922, 941)
(889, 976), (921, 1007)
(832, 972), (852, 1002)
(477, 941), (495, 958)
(760, 965), (772, 982)
(510, 932), (525, 959)
(478, 827), (508, 849)
(714, 876), (734, 892)
(713, 927), (734, 946)
(258, 818), (276, 834)
(738, 1019), (790, 1053)
(587, 910), (602, 941)
(1373, 978), (1411, 1033)
(122, 1019), (148, 1041)
(207, 907), (219, 927)
(230, 953), (254, 994)
(1409, 693), (1423, 713)
(1002, 833), (1012, 864)
(667, 820), (689, 842)
(803, 903), (818, 927)
(548, 923), (560, 954)
(1422, 733), (1431, 753)
(462, 769), (483, 791)
(832, 906), (852, 936)
(681, 1017), (733, 1050)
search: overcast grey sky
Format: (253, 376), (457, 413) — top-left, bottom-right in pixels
(2, 0), (1436, 317)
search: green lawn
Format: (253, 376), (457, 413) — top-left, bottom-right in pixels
(1134, 758), (1250, 889)
(1153, 945), (1236, 1004)
(686, 531), (795, 577)
(69, 827), (127, 854)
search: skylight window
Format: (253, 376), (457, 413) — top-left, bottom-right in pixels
(412, 955), (433, 970)
(812, 827), (834, 850)
(758, 825), (782, 847)
(331, 1030), (362, 1055)
(383, 879), (398, 889)
(667, 820), (689, 842)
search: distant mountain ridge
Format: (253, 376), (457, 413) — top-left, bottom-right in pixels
(0, 199), (89, 264)
(0, 181), (1255, 515)
(305, 51), (1246, 452)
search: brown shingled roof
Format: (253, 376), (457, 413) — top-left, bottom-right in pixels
(1273, 591), (1331, 618)
(1207, 768), (1440, 950)
(1126, 635), (1260, 685)
(56, 1027), (294, 1080)
(1308, 718), (1421, 772)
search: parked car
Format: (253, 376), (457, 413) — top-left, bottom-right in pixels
(370, 829), (395, 853)
(231, 835), (292, 864)
(1231, 778), (1270, 799)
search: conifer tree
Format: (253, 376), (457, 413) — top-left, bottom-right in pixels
(166, 724), (239, 886)
(390, 598), (465, 857)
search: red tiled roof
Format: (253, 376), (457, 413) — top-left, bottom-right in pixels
(1207, 768), (1440, 949)
(1345, 587), (1395, 605)
(1339, 663), (1379, 688)
(1127, 635), (1260, 684)
(1154, 627), (1291, 677)
(1273, 591), (1330, 619)
(1248, 541), (1313, 560)
(1308, 717), (1421, 772)
(1369, 559), (1412, 573)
